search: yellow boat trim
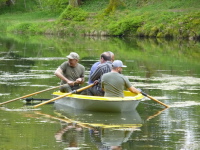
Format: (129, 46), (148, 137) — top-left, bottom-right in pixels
(53, 91), (144, 101)
(82, 123), (143, 129)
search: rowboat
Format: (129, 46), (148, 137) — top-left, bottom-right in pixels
(52, 91), (144, 112)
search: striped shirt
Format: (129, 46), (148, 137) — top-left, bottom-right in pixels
(90, 61), (112, 83)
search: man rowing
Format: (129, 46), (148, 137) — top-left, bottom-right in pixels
(54, 52), (85, 93)
(101, 60), (140, 97)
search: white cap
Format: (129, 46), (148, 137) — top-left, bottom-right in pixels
(66, 52), (79, 60)
(112, 60), (127, 68)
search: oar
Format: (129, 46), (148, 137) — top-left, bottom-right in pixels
(0, 84), (68, 106)
(146, 107), (168, 121)
(141, 91), (170, 108)
(35, 111), (94, 129)
(33, 84), (94, 108)
(24, 98), (50, 102)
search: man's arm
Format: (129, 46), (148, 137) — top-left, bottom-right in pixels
(128, 86), (141, 94)
(90, 66), (102, 82)
(76, 77), (84, 84)
(75, 65), (85, 84)
(54, 67), (74, 86)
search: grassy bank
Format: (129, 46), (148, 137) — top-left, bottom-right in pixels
(0, 0), (199, 40)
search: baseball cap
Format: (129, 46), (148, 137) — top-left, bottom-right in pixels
(66, 52), (79, 60)
(112, 60), (127, 68)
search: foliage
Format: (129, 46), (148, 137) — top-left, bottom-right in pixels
(7, 22), (32, 33)
(59, 5), (88, 21)
(40, 0), (68, 13)
(0, 0), (200, 39)
(104, 0), (126, 15)
(80, 0), (108, 12)
(0, 0), (40, 14)
(0, 0), (10, 9)
(68, 0), (81, 7)
(7, 21), (55, 35)
(135, 11), (200, 39)
(108, 15), (143, 36)
(0, 0), (6, 6)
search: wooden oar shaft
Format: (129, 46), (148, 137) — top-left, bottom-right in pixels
(35, 111), (94, 129)
(147, 107), (168, 121)
(35, 111), (72, 123)
(141, 92), (170, 108)
(0, 84), (67, 106)
(34, 92), (73, 108)
(33, 84), (94, 108)
(147, 95), (169, 108)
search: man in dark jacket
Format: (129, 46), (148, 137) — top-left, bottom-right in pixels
(88, 52), (112, 96)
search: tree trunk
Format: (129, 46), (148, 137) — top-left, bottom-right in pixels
(105, 0), (124, 14)
(24, 0), (26, 9)
(77, 0), (81, 5)
(6, 0), (14, 6)
(69, 0), (81, 7)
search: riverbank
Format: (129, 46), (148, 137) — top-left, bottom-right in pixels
(0, 0), (199, 40)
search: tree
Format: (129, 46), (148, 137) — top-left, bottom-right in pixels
(0, 0), (13, 7)
(104, 0), (125, 14)
(68, 0), (82, 7)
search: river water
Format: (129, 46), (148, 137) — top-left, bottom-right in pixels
(0, 34), (199, 150)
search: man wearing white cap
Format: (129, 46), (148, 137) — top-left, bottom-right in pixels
(101, 60), (140, 97)
(54, 52), (85, 93)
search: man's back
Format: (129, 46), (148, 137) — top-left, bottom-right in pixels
(88, 61), (100, 84)
(101, 72), (132, 97)
(90, 61), (112, 82)
(87, 52), (112, 96)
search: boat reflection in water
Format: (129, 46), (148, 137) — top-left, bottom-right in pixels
(53, 104), (144, 149)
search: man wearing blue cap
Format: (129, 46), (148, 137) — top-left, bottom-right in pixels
(101, 60), (140, 97)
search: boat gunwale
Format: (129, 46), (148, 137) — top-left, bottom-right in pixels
(52, 91), (144, 102)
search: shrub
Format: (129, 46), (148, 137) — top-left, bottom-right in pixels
(108, 16), (143, 36)
(59, 5), (88, 21)
(7, 23), (31, 33)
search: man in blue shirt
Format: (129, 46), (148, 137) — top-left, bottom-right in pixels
(87, 52), (112, 96)
(88, 51), (114, 84)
